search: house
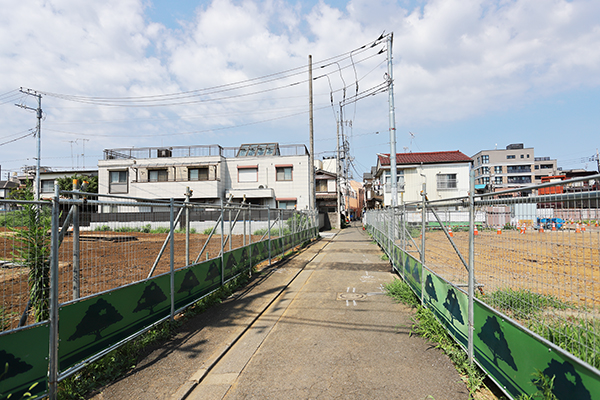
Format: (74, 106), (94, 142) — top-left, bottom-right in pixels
(97, 143), (310, 210)
(471, 143), (558, 192)
(375, 151), (472, 205)
(315, 168), (338, 229)
(0, 180), (20, 210)
(17, 168), (98, 200)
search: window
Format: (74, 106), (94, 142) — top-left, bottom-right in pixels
(149, 169), (168, 182)
(189, 167), (209, 181)
(482, 177), (490, 184)
(109, 170), (128, 194)
(277, 200), (296, 209)
(41, 180), (54, 193)
(535, 165), (539, 170)
(276, 166), (293, 181)
(238, 166), (258, 182)
(494, 166), (503, 174)
(540, 164), (553, 169)
(507, 165), (531, 173)
(384, 170), (404, 192)
(481, 155), (489, 164)
(482, 166), (490, 174)
(316, 179), (328, 192)
(520, 154), (524, 158)
(507, 155), (515, 159)
(437, 173), (457, 190)
(507, 176), (532, 184)
(495, 176), (503, 185)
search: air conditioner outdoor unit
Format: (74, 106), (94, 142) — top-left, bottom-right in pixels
(158, 149), (172, 158)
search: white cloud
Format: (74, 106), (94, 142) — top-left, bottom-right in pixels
(1, 0), (599, 175)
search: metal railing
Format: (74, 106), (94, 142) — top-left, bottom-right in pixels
(366, 171), (600, 400)
(0, 188), (318, 399)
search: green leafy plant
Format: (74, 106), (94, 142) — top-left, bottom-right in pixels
(385, 278), (485, 396)
(11, 197), (51, 323)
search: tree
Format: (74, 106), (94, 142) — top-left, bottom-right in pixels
(442, 288), (464, 325)
(425, 274), (438, 302)
(68, 298), (123, 341)
(0, 350), (33, 379)
(56, 174), (98, 198)
(541, 359), (591, 400)
(133, 282), (167, 315)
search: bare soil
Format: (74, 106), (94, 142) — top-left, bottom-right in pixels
(419, 228), (600, 307)
(0, 232), (267, 330)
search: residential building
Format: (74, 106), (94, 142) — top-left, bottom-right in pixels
(472, 143), (558, 192)
(363, 166), (383, 210)
(0, 179), (19, 210)
(347, 180), (364, 220)
(315, 168), (338, 229)
(98, 143), (310, 209)
(375, 151), (472, 205)
(17, 168), (98, 200)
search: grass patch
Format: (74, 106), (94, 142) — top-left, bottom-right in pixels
(384, 279), (485, 397)
(481, 288), (567, 320)
(380, 254), (389, 261)
(252, 227), (291, 237)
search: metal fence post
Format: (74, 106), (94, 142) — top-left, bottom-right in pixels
(48, 183), (60, 400)
(268, 207), (272, 266)
(228, 207), (232, 252)
(185, 187), (191, 266)
(279, 209), (284, 257)
(72, 179), (80, 300)
(468, 169), (475, 364)
(220, 199), (225, 285)
(170, 198), (175, 322)
(421, 183), (427, 306)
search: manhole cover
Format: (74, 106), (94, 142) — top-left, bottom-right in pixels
(337, 293), (366, 301)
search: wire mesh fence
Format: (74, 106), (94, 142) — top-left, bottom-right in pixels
(366, 174), (600, 372)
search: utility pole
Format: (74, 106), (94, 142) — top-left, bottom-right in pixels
(387, 34), (398, 208)
(15, 88), (42, 201)
(336, 116), (342, 230)
(308, 55), (316, 211)
(596, 148), (599, 173)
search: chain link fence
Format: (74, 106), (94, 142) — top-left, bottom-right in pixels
(366, 173), (600, 399)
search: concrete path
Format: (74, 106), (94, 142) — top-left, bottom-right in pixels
(91, 224), (468, 400)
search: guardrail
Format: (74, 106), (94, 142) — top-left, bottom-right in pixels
(0, 189), (318, 399)
(365, 172), (600, 400)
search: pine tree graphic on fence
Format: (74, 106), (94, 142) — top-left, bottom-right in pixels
(178, 270), (200, 296)
(68, 298), (123, 341)
(0, 350), (33, 379)
(541, 359), (591, 400)
(133, 282), (167, 315)
(206, 260), (220, 283)
(443, 288), (464, 325)
(425, 274), (438, 302)
(411, 263), (421, 284)
(477, 315), (517, 371)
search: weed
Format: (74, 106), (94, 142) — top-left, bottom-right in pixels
(58, 273), (251, 399)
(380, 254), (389, 261)
(150, 227), (170, 234)
(202, 227), (215, 235)
(385, 278), (485, 397)
(481, 288), (567, 320)
(94, 225), (111, 232)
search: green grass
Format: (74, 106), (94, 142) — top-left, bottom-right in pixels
(384, 279), (485, 397)
(480, 288), (567, 320)
(252, 227), (291, 237)
(93, 224), (195, 234)
(380, 254), (389, 261)
(202, 227), (215, 235)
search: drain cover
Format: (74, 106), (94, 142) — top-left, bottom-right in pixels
(337, 293), (366, 301)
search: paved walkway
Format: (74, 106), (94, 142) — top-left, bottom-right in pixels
(91, 224), (468, 400)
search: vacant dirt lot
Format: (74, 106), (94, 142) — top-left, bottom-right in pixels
(419, 228), (600, 307)
(0, 231), (268, 330)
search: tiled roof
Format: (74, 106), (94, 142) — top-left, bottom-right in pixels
(377, 151), (472, 166)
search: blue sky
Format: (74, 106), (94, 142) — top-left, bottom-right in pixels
(1, 0), (600, 181)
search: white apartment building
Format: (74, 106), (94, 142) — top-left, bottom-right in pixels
(98, 143), (310, 209)
(472, 143), (558, 191)
(375, 151), (472, 205)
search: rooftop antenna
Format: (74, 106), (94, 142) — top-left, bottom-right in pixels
(403, 146), (409, 153)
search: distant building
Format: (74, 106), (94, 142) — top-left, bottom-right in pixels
(17, 168), (98, 200)
(98, 143), (310, 209)
(471, 143), (558, 192)
(375, 151), (472, 205)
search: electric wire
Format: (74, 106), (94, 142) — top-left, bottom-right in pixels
(0, 130), (34, 147)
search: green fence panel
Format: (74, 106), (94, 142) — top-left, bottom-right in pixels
(251, 241), (268, 265)
(402, 253), (422, 298)
(223, 247), (247, 281)
(422, 269), (468, 348)
(59, 273), (171, 372)
(0, 323), (48, 400)
(474, 300), (600, 400)
(174, 259), (223, 311)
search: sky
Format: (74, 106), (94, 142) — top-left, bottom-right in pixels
(1, 0), (600, 182)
